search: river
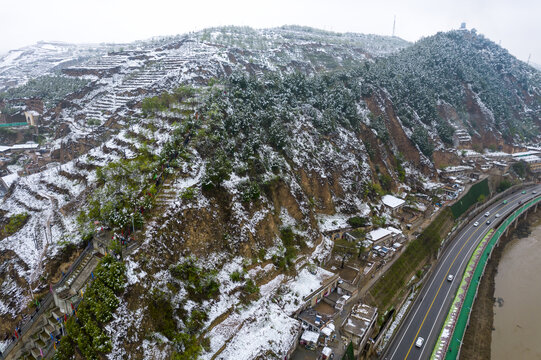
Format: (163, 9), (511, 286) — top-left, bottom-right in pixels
(492, 218), (541, 360)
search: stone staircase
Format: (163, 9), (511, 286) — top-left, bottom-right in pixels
(55, 250), (94, 296)
(154, 179), (178, 207)
(26, 308), (63, 360)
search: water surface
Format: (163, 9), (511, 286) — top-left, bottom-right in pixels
(492, 220), (541, 360)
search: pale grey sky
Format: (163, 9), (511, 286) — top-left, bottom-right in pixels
(1, 0), (540, 63)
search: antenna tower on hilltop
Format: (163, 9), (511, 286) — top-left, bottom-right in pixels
(392, 15), (396, 37)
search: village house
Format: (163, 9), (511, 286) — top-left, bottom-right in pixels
(341, 302), (378, 354)
(381, 194), (405, 214)
(366, 226), (403, 246)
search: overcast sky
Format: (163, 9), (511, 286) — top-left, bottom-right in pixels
(2, 0), (540, 63)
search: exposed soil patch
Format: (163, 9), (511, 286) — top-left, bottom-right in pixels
(40, 181), (71, 196)
(58, 170), (88, 185)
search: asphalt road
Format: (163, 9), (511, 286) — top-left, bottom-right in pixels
(382, 184), (541, 360)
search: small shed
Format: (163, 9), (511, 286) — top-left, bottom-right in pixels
(321, 346), (333, 359)
(382, 194), (405, 212)
(300, 330), (319, 350)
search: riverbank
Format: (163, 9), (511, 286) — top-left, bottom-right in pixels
(459, 209), (541, 360)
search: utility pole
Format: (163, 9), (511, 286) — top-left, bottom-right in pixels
(392, 15), (396, 37)
(527, 54), (531, 65)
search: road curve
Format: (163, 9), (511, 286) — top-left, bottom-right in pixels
(382, 184), (541, 360)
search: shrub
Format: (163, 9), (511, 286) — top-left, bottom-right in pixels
(239, 181), (261, 203)
(496, 179), (513, 193)
(244, 278), (260, 295)
(202, 151), (232, 190)
(379, 173), (392, 192)
(230, 270), (244, 282)
(3, 212), (29, 237)
(170, 258), (221, 302)
(412, 127), (434, 158)
(347, 216), (367, 228)
(148, 290), (177, 340)
(180, 186), (196, 200)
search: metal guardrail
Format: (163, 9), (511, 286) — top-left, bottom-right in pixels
(1, 293), (53, 356)
(438, 182), (534, 258)
(1, 241), (94, 358)
(53, 241), (94, 290)
(443, 194), (541, 360)
(0, 122), (28, 127)
(381, 183), (537, 359)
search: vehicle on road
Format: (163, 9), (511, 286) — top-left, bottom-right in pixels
(495, 213), (501, 218)
(522, 190), (527, 194)
(447, 274), (454, 282)
(519, 200), (523, 204)
(486, 220), (491, 225)
(503, 200), (508, 204)
(484, 211), (490, 217)
(534, 191), (537, 194)
(416, 337), (424, 348)
(473, 221), (479, 227)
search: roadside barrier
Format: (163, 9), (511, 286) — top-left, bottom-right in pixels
(431, 195), (541, 360)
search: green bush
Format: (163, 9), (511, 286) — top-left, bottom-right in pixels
(148, 290), (177, 339)
(202, 150), (232, 190)
(244, 278), (260, 295)
(273, 227), (306, 270)
(347, 216), (367, 228)
(496, 179), (513, 193)
(3, 212), (29, 236)
(230, 270), (244, 282)
(412, 127), (434, 158)
(379, 173), (392, 192)
(512, 161), (527, 178)
(239, 181), (261, 203)
(170, 258), (220, 302)
(180, 186), (196, 200)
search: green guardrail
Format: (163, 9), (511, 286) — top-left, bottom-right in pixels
(442, 196), (541, 360)
(0, 122), (28, 127)
(430, 229), (493, 360)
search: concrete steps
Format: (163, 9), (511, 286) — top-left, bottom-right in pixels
(30, 348), (41, 359)
(64, 251), (93, 290)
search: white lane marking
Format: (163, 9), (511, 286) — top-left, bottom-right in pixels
(418, 192), (536, 359)
(387, 189), (531, 359)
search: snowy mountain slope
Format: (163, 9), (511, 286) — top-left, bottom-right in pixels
(0, 41), (113, 92)
(0, 26), (540, 358)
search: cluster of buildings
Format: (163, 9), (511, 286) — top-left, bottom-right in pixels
(458, 149), (541, 176)
(291, 266), (378, 358)
(0, 100), (50, 191)
(0, 142), (49, 190)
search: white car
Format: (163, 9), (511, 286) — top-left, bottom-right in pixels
(495, 213), (501, 218)
(447, 274), (454, 282)
(484, 211), (490, 217)
(473, 221), (479, 227)
(416, 337), (425, 348)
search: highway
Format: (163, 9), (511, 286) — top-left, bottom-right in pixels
(382, 184), (541, 360)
